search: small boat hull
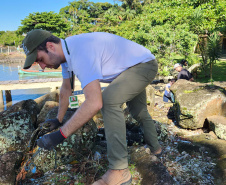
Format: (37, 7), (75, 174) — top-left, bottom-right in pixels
(18, 66), (62, 76)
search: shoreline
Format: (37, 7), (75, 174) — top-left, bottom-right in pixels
(0, 52), (25, 63)
(0, 59), (25, 63)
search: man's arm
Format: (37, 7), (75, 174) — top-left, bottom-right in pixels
(37, 79), (103, 150)
(61, 79), (102, 137)
(57, 78), (72, 122)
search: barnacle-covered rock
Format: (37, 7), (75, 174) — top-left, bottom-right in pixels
(0, 100), (38, 154)
(0, 99), (39, 124)
(31, 108), (98, 173)
(45, 106), (76, 124)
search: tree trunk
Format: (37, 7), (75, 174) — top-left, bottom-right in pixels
(210, 62), (213, 81)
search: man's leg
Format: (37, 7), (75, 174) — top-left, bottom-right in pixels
(94, 60), (158, 184)
(101, 59), (158, 169)
(126, 90), (161, 153)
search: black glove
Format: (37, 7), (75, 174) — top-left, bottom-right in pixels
(40, 118), (62, 132)
(37, 129), (66, 150)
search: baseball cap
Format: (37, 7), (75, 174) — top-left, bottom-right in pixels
(174, 63), (181, 69)
(22, 29), (52, 69)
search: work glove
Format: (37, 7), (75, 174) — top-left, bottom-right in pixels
(40, 118), (62, 133)
(37, 129), (66, 150)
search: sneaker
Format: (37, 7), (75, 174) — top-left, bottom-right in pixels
(93, 168), (132, 185)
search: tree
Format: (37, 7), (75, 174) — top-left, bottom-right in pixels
(2, 0), (225, 76)
(118, 0), (143, 12)
(0, 31), (23, 46)
(198, 35), (209, 77)
(17, 12), (71, 38)
(103, 7), (121, 26)
(207, 32), (222, 82)
(59, 0), (113, 33)
(0, 31), (5, 36)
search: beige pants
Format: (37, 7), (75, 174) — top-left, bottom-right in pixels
(101, 59), (160, 169)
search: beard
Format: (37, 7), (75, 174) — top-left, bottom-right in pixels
(48, 51), (63, 69)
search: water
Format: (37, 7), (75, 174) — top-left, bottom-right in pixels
(0, 62), (62, 111)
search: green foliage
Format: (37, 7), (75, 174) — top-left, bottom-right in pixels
(0, 31), (5, 36)
(0, 31), (23, 46)
(113, 11), (198, 75)
(118, 0), (144, 13)
(3, 0), (225, 78)
(207, 32), (222, 81)
(207, 32), (222, 62)
(196, 60), (226, 83)
(59, 0), (113, 33)
(17, 12), (71, 38)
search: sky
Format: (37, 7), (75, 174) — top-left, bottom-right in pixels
(0, 0), (119, 31)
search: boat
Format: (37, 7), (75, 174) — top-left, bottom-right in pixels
(18, 66), (62, 76)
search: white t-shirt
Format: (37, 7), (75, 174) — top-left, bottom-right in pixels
(61, 32), (155, 89)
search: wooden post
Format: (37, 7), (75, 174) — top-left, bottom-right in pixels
(5, 90), (12, 103)
(6, 101), (12, 109)
(0, 90), (4, 110)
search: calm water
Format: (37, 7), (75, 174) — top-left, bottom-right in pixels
(0, 62), (62, 110)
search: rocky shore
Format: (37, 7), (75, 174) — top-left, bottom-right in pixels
(0, 80), (226, 185)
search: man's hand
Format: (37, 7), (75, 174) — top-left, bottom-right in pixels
(40, 118), (62, 132)
(37, 129), (66, 150)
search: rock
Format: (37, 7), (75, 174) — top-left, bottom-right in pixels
(177, 140), (201, 154)
(45, 106), (76, 125)
(152, 84), (165, 97)
(0, 99), (39, 124)
(123, 107), (137, 127)
(45, 106), (98, 149)
(130, 146), (175, 185)
(34, 90), (59, 112)
(92, 110), (104, 128)
(36, 101), (59, 127)
(27, 107), (98, 173)
(0, 151), (23, 185)
(164, 103), (173, 108)
(127, 126), (144, 146)
(170, 80), (226, 129)
(156, 76), (175, 84)
(30, 119), (98, 173)
(0, 100), (38, 154)
(162, 76), (174, 83)
(213, 81), (226, 90)
(154, 121), (168, 141)
(0, 110), (34, 153)
(207, 115), (226, 140)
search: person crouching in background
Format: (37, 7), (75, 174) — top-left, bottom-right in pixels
(163, 79), (176, 103)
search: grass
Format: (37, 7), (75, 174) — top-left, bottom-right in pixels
(195, 59), (226, 83)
